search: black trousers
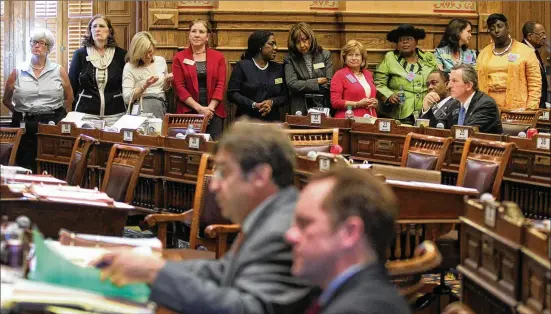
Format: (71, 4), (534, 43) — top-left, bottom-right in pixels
(10, 107), (67, 173)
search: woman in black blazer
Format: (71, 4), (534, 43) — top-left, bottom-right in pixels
(227, 30), (287, 121)
(284, 22), (333, 114)
(69, 14), (127, 127)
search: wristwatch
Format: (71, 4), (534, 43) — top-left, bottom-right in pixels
(252, 102), (257, 109)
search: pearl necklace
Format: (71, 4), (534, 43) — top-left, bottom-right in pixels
(492, 38), (513, 56)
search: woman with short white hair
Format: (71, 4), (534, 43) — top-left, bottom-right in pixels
(2, 28), (73, 172)
(122, 31), (172, 118)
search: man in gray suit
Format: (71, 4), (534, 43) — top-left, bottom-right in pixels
(285, 168), (410, 314)
(93, 121), (314, 314)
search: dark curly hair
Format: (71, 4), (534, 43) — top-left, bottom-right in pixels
(81, 14), (117, 48)
(438, 19), (472, 53)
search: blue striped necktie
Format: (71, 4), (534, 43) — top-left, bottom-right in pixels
(457, 105), (466, 125)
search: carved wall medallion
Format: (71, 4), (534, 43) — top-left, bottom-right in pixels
(433, 1), (476, 13)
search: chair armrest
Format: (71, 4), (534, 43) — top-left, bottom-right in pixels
(386, 241), (442, 276)
(204, 224), (241, 238)
(145, 209), (193, 227)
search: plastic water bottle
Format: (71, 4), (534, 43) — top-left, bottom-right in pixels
(344, 106), (354, 120)
(398, 86), (406, 105)
(187, 124), (196, 135)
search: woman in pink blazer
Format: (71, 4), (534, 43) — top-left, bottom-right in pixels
(172, 19), (227, 139)
(330, 40), (378, 118)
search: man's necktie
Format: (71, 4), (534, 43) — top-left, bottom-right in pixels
(305, 299), (321, 314)
(457, 105), (466, 126)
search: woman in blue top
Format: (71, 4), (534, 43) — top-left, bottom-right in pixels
(434, 19), (477, 73)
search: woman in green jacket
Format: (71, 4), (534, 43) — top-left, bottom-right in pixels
(374, 24), (437, 125)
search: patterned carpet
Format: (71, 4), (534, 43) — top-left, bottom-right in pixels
(422, 271), (461, 297)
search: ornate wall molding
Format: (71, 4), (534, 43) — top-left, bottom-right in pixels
(148, 9), (179, 29)
(433, 1), (476, 14)
(310, 1), (340, 11)
(178, 1), (217, 10)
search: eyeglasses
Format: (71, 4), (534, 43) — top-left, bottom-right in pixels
(530, 31), (547, 38)
(30, 40), (48, 47)
(266, 41), (277, 48)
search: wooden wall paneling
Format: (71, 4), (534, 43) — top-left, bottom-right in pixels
(95, 0), (137, 50)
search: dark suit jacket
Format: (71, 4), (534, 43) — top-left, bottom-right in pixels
(149, 187), (314, 314)
(284, 49), (333, 114)
(523, 39), (549, 108)
(69, 47), (127, 115)
(447, 91), (503, 134)
(420, 97), (460, 128)
(227, 59), (288, 121)
(172, 47), (227, 117)
(319, 263), (410, 314)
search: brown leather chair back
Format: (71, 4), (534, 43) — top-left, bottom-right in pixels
(66, 135), (96, 186)
(286, 128), (339, 156)
(195, 175), (232, 237)
(457, 138), (515, 197)
(101, 144), (149, 203)
(0, 128), (23, 166)
(501, 109), (542, 136)
(401, 132), (452, 171)
(162, 114), (208, 137)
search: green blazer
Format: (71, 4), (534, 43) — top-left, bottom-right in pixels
(374, 49), (437, 120)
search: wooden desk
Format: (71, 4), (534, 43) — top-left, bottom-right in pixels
(0, 198), (131, 238)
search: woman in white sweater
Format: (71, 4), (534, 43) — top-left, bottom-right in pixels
(122, 31), (173, 118)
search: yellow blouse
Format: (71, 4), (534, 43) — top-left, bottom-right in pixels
(477, 40), (542, 110)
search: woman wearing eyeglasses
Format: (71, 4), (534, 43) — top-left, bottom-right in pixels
(227, 30), (288, 121)
(69, 14), (127, 126)
(477, 13), (542, 110)
(2, 28), (73, 172)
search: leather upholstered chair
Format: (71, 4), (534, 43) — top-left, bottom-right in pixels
(457, 137), (515, 197)
(0, 127), (23, 166)
(162, 114), (209, 137)
(146, 153), (240, 257)
(101, 144), (149, 204)
(500, 109), (542, 136)
(65, 135), (96, 187)
(401, 132), (452, 171)
(285, 128), (339, 156)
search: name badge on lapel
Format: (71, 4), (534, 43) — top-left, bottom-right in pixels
(183, 58), (195, 66)
(508, 53), (519, 62)
(275, 78), (283, 84)
(464, 54), (473, 63)
(406, 71), (416, 82)
(86, 55), (100, 62)
(345, 74), (357, 83)
(313, 62), (325, 70)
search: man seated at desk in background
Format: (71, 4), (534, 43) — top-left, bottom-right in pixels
(419, 70), (460, 128)
(92, 121), (315, 314)
(445, 64), (503, 134)
(285, 167), (410, 314)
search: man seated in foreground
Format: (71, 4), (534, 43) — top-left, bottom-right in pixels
(93, 121), (314, 313)
(419, 70), (460, 128)
(285, 167), (411, 314)
(446, 64), (503, 134)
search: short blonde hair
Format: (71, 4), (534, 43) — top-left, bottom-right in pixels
(340, 40), (368, 70)
(126, 31), (156, 66)
(30, 28), (55, 54)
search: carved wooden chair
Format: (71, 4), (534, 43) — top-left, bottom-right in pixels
(457, 137), (515, 197)
(146, 153), (240, 257)
(285, 128), (339, 156)
(386, 241), (442, 299)
(162, 114), (209, 137)
(500, 109), (542, 136)
(101, 144), (149, 204)
(0, 127), (23, 166)
(65, 135), (96, 187)
(401, 132), (452, 171)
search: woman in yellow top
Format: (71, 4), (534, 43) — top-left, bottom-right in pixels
(477, 13), (541, 110)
